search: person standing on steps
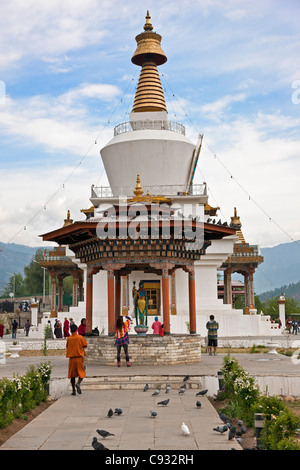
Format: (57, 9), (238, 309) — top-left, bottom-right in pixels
(115, 315), (131, 367)
(206, 315), (219, 356)
(66, 323), (87, 395)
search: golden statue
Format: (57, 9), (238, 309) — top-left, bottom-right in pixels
(132, 281), (148, 326)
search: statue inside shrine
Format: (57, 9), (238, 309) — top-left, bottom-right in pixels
(132, 281), (148, 326)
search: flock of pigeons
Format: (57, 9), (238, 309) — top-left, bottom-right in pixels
(91, 374), (209, 450)
(213, 413), (247, 446)
(92, 374), (245, 450)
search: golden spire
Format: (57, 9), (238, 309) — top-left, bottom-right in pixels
(144, 10), (153, 31)
(63, 210), (73, 227)
(131, 11), (167, 113)
(133, 174), (144, 197)
(231, 207), (246, 243)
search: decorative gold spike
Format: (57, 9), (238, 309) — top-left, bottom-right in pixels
(144, 10), (153, 31)
(133, 174), (144, 197)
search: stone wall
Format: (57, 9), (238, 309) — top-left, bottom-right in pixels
(85, 334), (201, 366)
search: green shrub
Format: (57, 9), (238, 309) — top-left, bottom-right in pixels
(0, 362), (52, 429)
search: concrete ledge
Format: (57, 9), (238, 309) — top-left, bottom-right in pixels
(86, 334), (201, 365)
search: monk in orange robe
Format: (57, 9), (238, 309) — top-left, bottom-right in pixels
(66, 324), (88, 395)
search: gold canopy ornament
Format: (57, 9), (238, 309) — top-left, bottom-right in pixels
(131, 11), (167, 66)
(131, 11), (167, 113)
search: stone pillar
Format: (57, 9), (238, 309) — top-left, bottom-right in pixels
(224, 267), (232, 304)
(58, 276), (63, 312)
(86, 269), (93, 334)
(78, 271), (84, 302)
(50, 271), (57, 318)
(72, 271), (78, 307)
(249, 267), (255, 308)
(107, 268), (115, 335)
(188, 267), (196, 334)
(244, 273), (249, 314)
(162, 265), (170, 335)
(30, 302), (39, 327)
(171, 272), (177, 315)
(115, 273), (121, 319)
(278, 295), (286, 330)
(122, 275), (129, 315)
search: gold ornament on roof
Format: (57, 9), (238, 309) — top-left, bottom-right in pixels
(129, 174), (171, 204)
(63, 210), (73, 227)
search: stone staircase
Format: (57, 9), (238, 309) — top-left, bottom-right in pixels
(69, 375), (206, 392)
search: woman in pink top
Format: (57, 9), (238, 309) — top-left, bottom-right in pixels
(152, 316), (162, 335)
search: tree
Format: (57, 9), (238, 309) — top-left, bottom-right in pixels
(2, 273), (25, 297)
(23, 248), (50, 296)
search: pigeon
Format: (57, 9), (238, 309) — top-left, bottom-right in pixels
(107, 408), (114, 418)
(240, 425), (247, 434)
(218, 412), (231, 424)
(92, 437), (109, 450)
(236, 437), (243, 445)
(179, 386), (186, 394)
(152, 387), (161, 396)
(181, 422), (190, 436)
(143, 383), (149, 392)
(228, 426), (237, 440)
(96, 429), (115, 439)
(183, 375), (190, 382)
(165, 384), (171, 393)
(196, 389), (208, 396)
(157, 399), (170, 406)
(237, 419), (244, 426)
(150, 410), (157, 418)
(114, 408), (123, 415)
(196, 400), (202, 408)
(213, 425), (228, 434)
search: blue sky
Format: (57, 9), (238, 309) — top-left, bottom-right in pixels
(0, 0), (299, 249)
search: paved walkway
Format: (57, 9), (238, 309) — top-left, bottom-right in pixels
(1, 346), (300, 451)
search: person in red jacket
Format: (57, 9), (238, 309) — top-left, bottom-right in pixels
(78, 318), (86, 336)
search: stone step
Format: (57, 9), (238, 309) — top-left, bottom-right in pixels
(68, 375), (205, 391)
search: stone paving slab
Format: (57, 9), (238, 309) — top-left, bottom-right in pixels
(0, 389), (241, 451)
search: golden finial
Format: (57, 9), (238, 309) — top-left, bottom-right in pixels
(133, 174), (144, 197)
(231, 207), (241, 226)
(63, 210), (73, 227)
(144, 10), (153, 31)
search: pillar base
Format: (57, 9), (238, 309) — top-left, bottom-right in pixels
(86, 334), (201, 365)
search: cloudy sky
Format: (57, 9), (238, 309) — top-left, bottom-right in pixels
(0, 0), (299, 250)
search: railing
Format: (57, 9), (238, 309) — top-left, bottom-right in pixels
(114, 120), (186, 136)
(91, 183), (207, 199)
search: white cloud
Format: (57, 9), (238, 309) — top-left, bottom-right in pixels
(0, 82), (120, 156)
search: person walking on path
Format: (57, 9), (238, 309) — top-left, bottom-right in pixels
(66, 323), (87, 395)
(292, 318), (298, 335)
(206, 315), (219, 356)
(63, 317), (70, 337)
(55, 319), (63, 338)
(12, 319), (18, 339)
(152, 316), (161, 335)
(115, 315), (131, 367)
(24, 319), (31, 337)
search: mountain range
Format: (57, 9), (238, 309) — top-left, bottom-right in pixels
(1, 239), (300, 297)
